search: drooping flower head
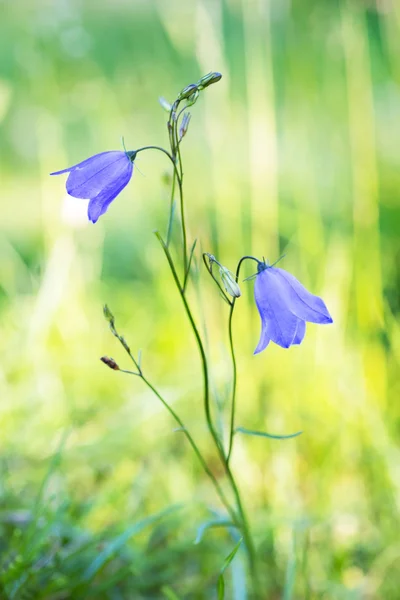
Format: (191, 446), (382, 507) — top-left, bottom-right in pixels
(51, 150), (136, 223)
(253, 259), (333, 353)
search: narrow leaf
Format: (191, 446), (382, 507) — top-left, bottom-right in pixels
(83, 505), (179, 581)
(236, 426), (302, 440)
(216, 538), (243, 600)
(220, 538), (243, 575)
(194, 519), (235, 544)
(218, 574), (225, 599)
(183, 238), (198, 290)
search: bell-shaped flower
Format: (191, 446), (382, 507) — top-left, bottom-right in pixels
(253, 262), (332, 353)
(51, 150), (136, 223)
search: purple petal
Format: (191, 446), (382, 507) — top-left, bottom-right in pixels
(51, 151), (133, 200)
(254, 268), (299, 351)
(51, 151), (121, 177)
(292, 319), (306, 345)
(87, 165), (133, 223)
(273, 268), (333, 324)
(254, 324), (271, 354)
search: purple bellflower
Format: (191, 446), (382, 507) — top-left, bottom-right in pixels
(51, 150), (136, 223)
(253, 261), (333, 353)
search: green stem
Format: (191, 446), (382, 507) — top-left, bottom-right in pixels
(139, 374), (238, 525)
(156, 233), (259, 590)
(167, 106), (188, 276)
(226, 256), (259, 463)
(135, 145), (186, 271)
(155, 232), (221, 453)
(224, 462), (259, 591)
(166, 167), (176, 247)
(173, 118), (187, 272)
(135, 145), (177, 173)
(226, 300), (237, 463)
(110, 325), (238, 524)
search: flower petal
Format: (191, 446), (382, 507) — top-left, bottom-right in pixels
(254, 322), (270, 354)
(292, 319), (306, 345)
(69, 152), (132, 199)
(87, 166), (133, 223)
(51, 151), (133, 199)
(254, 268), (299, 350)
(273, 268), (333, 324)
(51, 151), (121, 177)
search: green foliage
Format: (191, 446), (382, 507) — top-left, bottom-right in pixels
(0, 0), (400, 598)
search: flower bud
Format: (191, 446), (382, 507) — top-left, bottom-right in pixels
(197, 72), (222, 90)
(179, 112), (191, 140)
(100, 356), (120, 370)
(178, 83), (198, 100)
(219, 266), (241, 298)
(185, 90), (199, 107)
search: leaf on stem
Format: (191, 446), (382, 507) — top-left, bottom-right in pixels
(194, 519), (236, 545)
(235, 426), (302, 440)
(217, 538), (243, 599)
(183, 238), (197, 291)
(83, 505), (180, 582)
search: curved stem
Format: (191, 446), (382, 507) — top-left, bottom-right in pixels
(135, 145), (176, 171)
(108, 312), (238, 525)
(135, 144), (187, 280)
(156, 232), (222, 454)
(139, 374), (238, 525)
(226, 256), (258, 463)
(202, 253), (232, 306)
(156, 233), (259, 589)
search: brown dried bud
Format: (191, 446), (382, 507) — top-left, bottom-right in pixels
(100, 356), (120, 370)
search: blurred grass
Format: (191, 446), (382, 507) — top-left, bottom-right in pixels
(0, 0), (400, 597)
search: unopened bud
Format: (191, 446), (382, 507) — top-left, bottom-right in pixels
(100, 356), (120, 370)
(219, 266), (241, 298)
(197, 72), (222, 90)
(179, 112), (191, 140)
(186, 90), (199, 107)
(178, 83), (198, 100)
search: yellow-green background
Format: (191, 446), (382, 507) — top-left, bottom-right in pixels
(1, 0), (399, 598)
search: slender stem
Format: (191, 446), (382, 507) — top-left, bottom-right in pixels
(156, 232), (259, 589)
(202, 253), (232, 306)
(109, 315), (238, 524)
(166, 167), (176, 246)
(177, 150), (188, 275)
(135, 144), (187, 280)
(135, 145), (176, 171)
(226, 256), (258, 463)
(226, 300), (237, 463)
(139, 374), (238, 525)
(224, 462), (258, 589)
(155, 232), (222, 454)
(174, 125), (188, 275)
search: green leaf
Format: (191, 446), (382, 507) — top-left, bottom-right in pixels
(83, 505), (179, 582)
(194, 519), (235, 544)
(217, 573), (225, 599)
(236, 426), (302, 440)
(161, 585), (181, 600)
(216, 538), (243, 600)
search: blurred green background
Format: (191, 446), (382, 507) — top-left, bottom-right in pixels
(1, 0), (400, 598)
